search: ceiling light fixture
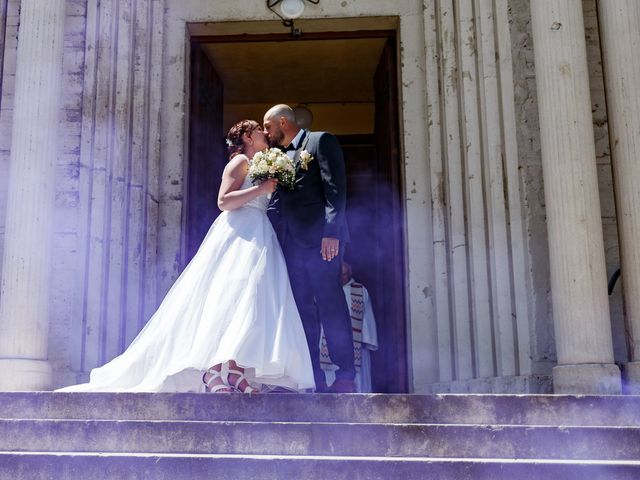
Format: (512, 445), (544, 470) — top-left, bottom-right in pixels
(266, 0), (320, 39)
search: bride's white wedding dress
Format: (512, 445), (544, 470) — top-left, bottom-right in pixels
(59, 173), (315, 393)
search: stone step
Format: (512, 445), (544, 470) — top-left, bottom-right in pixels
(1, 419), (639, 460)
(1, 452), (639, 480)
(2, 392), (640, 425)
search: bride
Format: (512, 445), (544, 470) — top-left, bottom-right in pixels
(59, 120), (315, 394)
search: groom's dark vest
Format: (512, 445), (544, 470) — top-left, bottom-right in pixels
(268, 130), (349, 248)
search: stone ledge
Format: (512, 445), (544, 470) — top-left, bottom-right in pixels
(1, 419), (639, 460)
(1, 392), (640, 426)
(421, 375), (552, 394)
(1, 452), (639, 480)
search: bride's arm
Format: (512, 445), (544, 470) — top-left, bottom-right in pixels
(217, 154), (277, 211)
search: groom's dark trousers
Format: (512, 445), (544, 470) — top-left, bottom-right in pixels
(281, 232), (355, 388)
(269, 130), (355, 390)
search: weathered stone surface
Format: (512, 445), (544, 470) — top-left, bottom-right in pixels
(622, 362), (640, 395)
(553, 364), (622, 395)
(0, 0), (636, 401)
(0, 453), (639, 480)
(2, 419), (640, 460)
(424, 374), (552, 394)
(530, 0), (620, 394)
(598, 1), (640, 378)
(0, 0), (67, 390)
(2, 393), (640, 426)
(2, 393), (640, 479)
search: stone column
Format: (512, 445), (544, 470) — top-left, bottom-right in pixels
(530, 0), (621, 394)
(597, 1), (640, 393)
(0, 0), (66, 390)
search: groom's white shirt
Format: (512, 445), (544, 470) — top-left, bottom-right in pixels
(285, 129), (306, 159)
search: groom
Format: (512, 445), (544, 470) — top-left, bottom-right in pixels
(263, 104), (356, 393)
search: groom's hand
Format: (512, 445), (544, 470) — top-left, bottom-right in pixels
(321, 237), (340, 262)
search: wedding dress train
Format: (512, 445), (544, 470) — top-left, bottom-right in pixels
(59, 174), (315, 392)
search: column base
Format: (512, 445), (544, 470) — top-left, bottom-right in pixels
(0, 358), (52, 391)
(622, 362), (640, 394)
(553, 363), (621, 394)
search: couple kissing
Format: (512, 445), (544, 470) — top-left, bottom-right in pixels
(59, 104), (356, 395)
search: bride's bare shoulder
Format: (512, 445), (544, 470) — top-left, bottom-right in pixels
(233, 153), (250, 162)
(225, 154), (250, 173)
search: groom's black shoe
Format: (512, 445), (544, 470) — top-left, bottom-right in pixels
(326, 378), (357, 394)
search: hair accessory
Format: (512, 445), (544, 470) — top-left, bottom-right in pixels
(225, 138), (233, 147)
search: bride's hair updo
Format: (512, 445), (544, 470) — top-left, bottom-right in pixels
(226, 119), (260, 159)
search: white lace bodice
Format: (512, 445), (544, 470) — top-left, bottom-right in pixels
(239, 173), (269, 212)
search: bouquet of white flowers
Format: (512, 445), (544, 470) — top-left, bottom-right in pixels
(249, 148), (296, 190)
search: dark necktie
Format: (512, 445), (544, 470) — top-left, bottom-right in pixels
(283, 143), (296, 152)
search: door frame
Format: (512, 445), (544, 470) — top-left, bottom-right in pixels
(187, 28), (408, 392)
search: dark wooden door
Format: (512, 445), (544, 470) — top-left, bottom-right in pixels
(187, 44), (225, 263)
(341, 36), (406, 393)
(341, 135), (378, 308)
(372, 37), (406, 393)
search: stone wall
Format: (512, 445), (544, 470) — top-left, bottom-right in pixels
(420, 0), (533, 392)
(0, 0), (163, 388)
(0, 0), (627, 391)
(56, 0), (163, 387)
(507, 0), (627, 377)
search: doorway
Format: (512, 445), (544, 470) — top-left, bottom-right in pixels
(187, 29), (407, 392)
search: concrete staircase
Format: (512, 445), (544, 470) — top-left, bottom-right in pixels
(0, 393), (639, 479)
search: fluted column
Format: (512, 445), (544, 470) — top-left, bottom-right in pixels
(598, 1), (640, 394)
(530, 0), (621, 394)
(0, 0), (66, 390)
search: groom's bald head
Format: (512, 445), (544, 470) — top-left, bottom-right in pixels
(264, 104), (296, 123)
(263, 104), (300, 147)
